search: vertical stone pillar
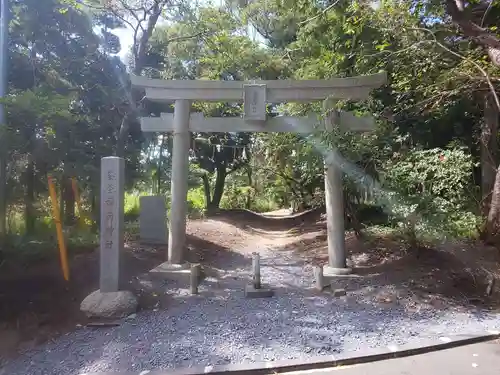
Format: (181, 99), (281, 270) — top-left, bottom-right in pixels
(168, 99), (191, 264)
(323, 100), (351, 276)
(252, 252), (261, 289)
(313, 265), (324, 291)
(100, 156), (125, 292)
(190, 263), (201, 295)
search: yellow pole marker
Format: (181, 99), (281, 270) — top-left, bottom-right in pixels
(48, 175), (70, 281)
(71, 177), (87, 229)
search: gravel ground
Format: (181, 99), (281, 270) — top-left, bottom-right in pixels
(2, 246), (500, 375)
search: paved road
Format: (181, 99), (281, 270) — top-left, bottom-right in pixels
(284, 341), (500, 375)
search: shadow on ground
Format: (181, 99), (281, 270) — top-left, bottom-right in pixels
(208, 208), (325, 232)
(3, 211), (500, 370)
(1, 277), (460, 375)
(276, 226), (500, 312)
(186, 234), (250, 269)
(0, 231), (248, 363)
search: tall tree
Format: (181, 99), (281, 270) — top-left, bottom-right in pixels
(147, 6), (284, 210)
(440, 0), (500, 236)
(4, 0), (144, 233)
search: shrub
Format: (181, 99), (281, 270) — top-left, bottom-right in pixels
(124, 192), (141, 221)
(381, 147), (480, 239)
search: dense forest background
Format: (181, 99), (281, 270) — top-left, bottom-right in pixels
(1, 0), (500, 260)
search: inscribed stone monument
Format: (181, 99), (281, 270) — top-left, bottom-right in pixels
(139, 195), (168, 244)
(99, 156), (124, 292)
(81, 156), (137, 318)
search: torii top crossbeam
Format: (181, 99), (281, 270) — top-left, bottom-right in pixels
(130, 72), (387, 102)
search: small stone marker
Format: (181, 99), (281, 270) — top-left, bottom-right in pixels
(252, 252), (261, 289)
(245, 252), (274, 298)
(139, 195), (168, 244)
(313, 266), (324, 291)
(80, 156), (138, 318)
(190, 263), (201, 295)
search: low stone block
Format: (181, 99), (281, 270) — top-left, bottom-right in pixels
(80, 290), (137, 318)
(245, 284), (274, 298)
(332, 288), (347, 297)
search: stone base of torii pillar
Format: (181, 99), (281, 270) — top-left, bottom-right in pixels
(149, 262), (193, 282)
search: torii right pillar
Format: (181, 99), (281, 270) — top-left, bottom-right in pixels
(323, 99), (352, 276)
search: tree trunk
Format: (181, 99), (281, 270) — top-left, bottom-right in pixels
(24, 155), (35, 236)
(116, 113), (129, 158)
(486, 165), (500, 238)
(246, 166), (252, 209)
(208, 167), (227, 211)
(63, 178), (75, 226)
(481, 93), (498, 215)
(202, 173), (211, 210)
(0, 157), (6, 240)
(90, 185), (98, 233)
(116, 2), (163, 157)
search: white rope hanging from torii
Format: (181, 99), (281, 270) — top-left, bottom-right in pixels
(191, 137), (249, 159)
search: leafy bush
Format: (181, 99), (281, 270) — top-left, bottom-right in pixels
(381, 147), (480, 239)
(186, 187), (206, 218)
(220, 185), (249, 210)
(124, 193), (142, 221)
(220, 185), (279, 212)
(251, 196), (279, 213)
(383, 148), (474, 204)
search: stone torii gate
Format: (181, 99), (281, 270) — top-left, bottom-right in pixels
(131, 72), (386, 277)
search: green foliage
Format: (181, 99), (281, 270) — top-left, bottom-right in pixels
(219, 185), (279, 212)
(381, 148), (480, 239)
(384, 148), (475, 205)
(0, 0), (144, 244)
(147, 7), (285, 210)
(124, 193), (142, 222)
(2, 0), (497, 263)
(186, 187), (206, 214)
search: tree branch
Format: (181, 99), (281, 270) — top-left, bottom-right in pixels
(299, 0), (341, 25)
(446, 0), (500, 51)
(133, 0), (164, 75)
(412, 26), (500, 110)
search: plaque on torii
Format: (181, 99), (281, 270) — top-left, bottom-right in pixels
(244, 84), (267, 122)
(131, 72), (387, 277)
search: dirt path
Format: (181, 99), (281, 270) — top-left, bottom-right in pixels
(1, 209), (500, 364)
(0, 213), (312, 362)
(3, 213), (500, 374)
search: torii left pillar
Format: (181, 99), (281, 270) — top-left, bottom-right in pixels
(168, 99), (191, 264)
